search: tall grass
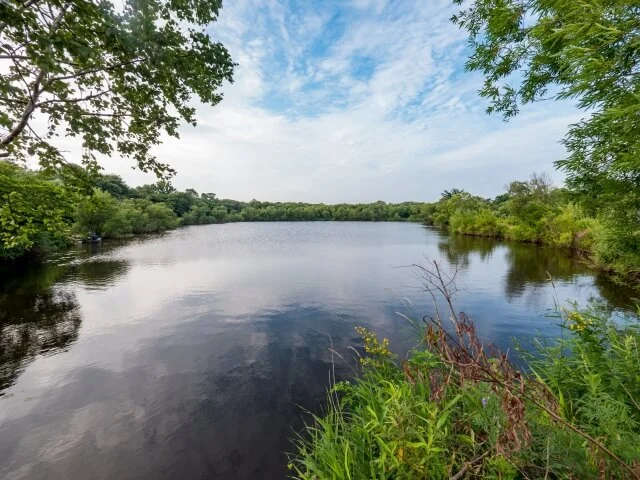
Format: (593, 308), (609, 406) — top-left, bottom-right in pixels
(289, 263), (640, 479)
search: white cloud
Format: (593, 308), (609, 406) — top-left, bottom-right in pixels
(42, 0), (582, 202)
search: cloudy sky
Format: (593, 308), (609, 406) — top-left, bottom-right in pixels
(112, 0), (579, 203)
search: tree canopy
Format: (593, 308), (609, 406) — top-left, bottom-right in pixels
(452, 0), (639, 207)
(0, 0), (234, 176)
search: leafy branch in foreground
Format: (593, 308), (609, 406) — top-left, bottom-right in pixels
(0, 0), (234, 175)
(290, 261), (640, 479)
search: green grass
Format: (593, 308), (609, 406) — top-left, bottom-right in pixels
(289, 303), (640, 479)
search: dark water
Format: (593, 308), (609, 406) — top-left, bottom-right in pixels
(0, 222), (635, 479)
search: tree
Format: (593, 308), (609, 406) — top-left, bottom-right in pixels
(166, 191), (196, 216)
(0, 0), (234, 176)
(74, 189), (118, 236)
(451, 0), (639, 205)
(0, 161), (74, 257)
(441, 188), (465, 200)
(452, 0), (640, 278)
(94, 174), (131, 199)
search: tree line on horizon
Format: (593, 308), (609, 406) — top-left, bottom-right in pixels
(2, 162), (637, 283)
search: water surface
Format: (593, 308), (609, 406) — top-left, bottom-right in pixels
(0, 222), (634, 479)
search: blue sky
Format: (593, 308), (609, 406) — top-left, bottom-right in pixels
(112, 0), (580, 202)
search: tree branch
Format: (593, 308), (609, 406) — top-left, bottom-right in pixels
(0, 69), (45, 146)
(34, 89), (112, 108)
(0, 55), (30, 60)
(0, 1), (71, 148)
(0, 0), (40, 36)
(46, 57), (148, 84)
(450, 451), (490, 480)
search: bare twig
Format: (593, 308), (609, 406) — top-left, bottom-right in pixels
(450, 450), (490, 480)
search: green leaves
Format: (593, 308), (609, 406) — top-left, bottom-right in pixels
(453, 0), (640, 280)
(0, 162), (74, 258)
(0, 0), (235, 177)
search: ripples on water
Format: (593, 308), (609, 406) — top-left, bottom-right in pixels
(0, 222), (635, 479)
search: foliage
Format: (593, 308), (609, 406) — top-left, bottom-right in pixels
(0, 0), (234, 176)
(74, 192), (178, 238)
(118, 180), (429, 224)
(451, 0), (640, 193)
(591, 217), (640, 283)
(94, 174), (132, 199)
(74, 189), (119, 236)
(426, 174), (629, 273)
(528, 305), (640, 474)
(290, 265), (640, 479)
(428, 174), (586, 246)
(0, 161), (74, 258)
(452, 0), (640, 279)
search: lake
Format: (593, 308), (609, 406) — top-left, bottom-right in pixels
(0, 222), (635, 480)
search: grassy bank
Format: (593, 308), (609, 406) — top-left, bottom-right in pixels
(290, 265), (640, 479)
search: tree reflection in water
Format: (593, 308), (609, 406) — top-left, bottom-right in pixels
(437, 233), (636, 308)
(502, 243), (588, 299)
(0, 258), (129, 394)
(437, 234), (498, 270)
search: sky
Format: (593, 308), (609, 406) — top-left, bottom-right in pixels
(105, 0), (579, 202)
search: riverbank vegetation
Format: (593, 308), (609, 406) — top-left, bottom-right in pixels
(421, 173), (640, 281)
(0, 161), (429, 257)
(290, 264), (640, 479)
(2, 161), (639, 283)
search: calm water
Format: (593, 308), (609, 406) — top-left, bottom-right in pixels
(0, 222), (635, 479)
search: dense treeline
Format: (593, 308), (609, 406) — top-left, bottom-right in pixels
(86, 171), (428, 227)
(423, 174), (638, 282)
(0, 161), (429, 258)
(1, 162), (638, 282)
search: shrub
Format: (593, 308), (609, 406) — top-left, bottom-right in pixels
(102, 209), (133, 238)
(144, 203), (179, 232)
(540, 203), (594, 249)
(74, 194), (179, 238)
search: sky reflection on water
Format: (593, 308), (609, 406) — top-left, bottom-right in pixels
(0, 222), (635, 479)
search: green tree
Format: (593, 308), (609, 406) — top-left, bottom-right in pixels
(0, 161), (74, 257)
(74, 189), (118, 236)
(94, 174), (131, 199)
(0, 0), (234, 175)
(452, 0), (640, 279)
(441, 188), (465, 200)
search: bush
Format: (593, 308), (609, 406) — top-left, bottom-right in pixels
(74, 189), (119, 236)
(102, 209), (133, 238)
(592, 218), (640, 282)
(540, 203), (594, 249)
(450, 208), (503, 237)
(506, 222), (540, 243)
